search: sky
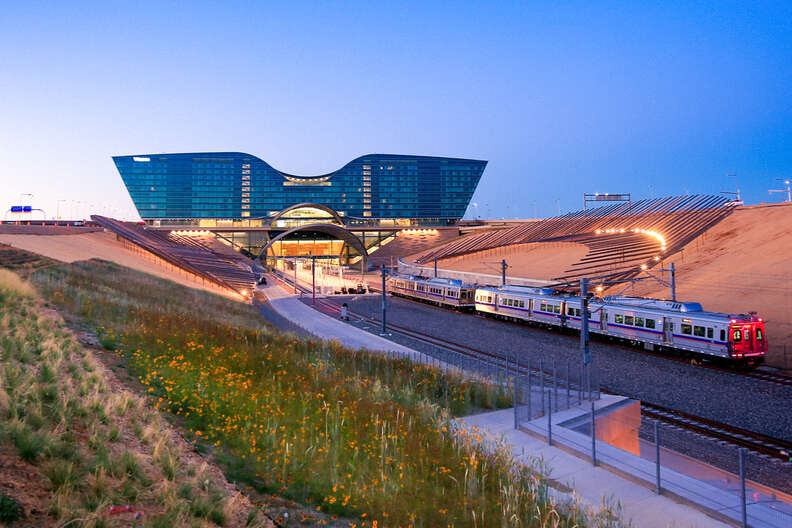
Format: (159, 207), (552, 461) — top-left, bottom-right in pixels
(1, 1), (791, 220)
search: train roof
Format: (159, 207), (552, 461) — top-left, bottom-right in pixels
(602, 296), (703, 313)
(476, 284), (558, 295)
(391, 274), (470, 287)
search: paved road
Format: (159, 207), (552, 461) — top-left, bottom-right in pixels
(324, 294), (792, 442)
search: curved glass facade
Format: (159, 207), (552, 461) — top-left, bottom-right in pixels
(113, 152), (486, 224)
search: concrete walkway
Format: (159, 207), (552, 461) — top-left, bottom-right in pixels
(258, 280), (418, 355)
(259, 279), (731, 528)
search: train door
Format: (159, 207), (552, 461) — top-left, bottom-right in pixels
(560, 301), (567, 327)
(663, 317), (673, 344)
(600, 309), (607, 331)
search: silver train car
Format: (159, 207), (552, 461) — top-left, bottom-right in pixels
(387, 275), (476, 309)
(474, 285), (767, 365)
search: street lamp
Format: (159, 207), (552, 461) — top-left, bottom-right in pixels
(769, 178), (792, 202)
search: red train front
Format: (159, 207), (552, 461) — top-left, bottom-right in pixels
(729, 315), (767, 365)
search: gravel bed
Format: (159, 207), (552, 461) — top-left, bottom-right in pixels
(335, 295), (792, 443)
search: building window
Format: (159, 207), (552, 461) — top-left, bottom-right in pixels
(241, 211), (250, 217)
(363, 211), (371, 217)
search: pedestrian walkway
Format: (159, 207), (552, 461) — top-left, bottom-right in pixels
(259, 279), (732, 528)
(257, 280), (417, 355)
(459, 409), (732, 528)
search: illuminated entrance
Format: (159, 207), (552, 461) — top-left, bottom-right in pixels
(258, 222), (369, 268)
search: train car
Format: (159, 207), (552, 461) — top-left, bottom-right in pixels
(474, 285), (571, 328)
(593, 297), (766, 365)
(472, 286), (766, 366)
(387, 275), (476, 309)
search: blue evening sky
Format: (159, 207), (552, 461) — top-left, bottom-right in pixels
(1, 1), (791, 220)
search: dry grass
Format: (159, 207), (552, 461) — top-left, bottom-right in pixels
(26, 259), (628, 527)
(0, 266), (273, 527)
(0, 267), (36, 297)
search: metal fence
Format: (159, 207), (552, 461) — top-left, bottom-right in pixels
(515, 367), (792, 528)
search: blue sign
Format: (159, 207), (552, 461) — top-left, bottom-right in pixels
(10, 206), (23, 212)
(23, 205), (32, 212)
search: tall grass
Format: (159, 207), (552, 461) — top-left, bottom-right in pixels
(31, 260), (614, 527)
(0, 267), (269, 527)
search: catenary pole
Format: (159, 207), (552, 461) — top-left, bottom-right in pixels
(580, 278), (591, 395)
(380, 265), (388, 335)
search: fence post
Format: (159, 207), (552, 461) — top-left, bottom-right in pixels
(547, 389), (552, 446)
(591, 400), (597, 466)
(566, 359), (570, 410)
(739, 448), (747, 528)
(540, 359), (545, 414)
(655, 420), (661, 494)
(578, 362), (583, 405)
(553, 357), (558, 412)
(527, 357), (532, 420)
(513, 375), (519, 429)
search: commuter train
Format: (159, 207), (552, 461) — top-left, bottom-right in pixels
(386, 276), (767, 366)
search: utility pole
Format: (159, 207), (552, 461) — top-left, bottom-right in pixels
(580, 278), (591, 396)
(380, 265), (389, 335)
(501, 259), (508, 286)
(311, 256), (316, 305)
(434, 257), (438, 278)
(669, 262), (676, 302)
(294, 259), (298, 294)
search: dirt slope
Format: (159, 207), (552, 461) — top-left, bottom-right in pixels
(626, 202), (792, 369)
(0, 231), (234, 298)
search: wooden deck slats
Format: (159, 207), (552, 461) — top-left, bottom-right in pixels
(91, 216), (256, 299)
(415, 195), (736, 288)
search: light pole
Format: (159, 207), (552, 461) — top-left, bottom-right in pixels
(769, 178), (792, 202)
(56, 200), (67, 220)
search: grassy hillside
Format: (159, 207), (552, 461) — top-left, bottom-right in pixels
(24, 259), (601, 527)
(0, 266), (272, 527)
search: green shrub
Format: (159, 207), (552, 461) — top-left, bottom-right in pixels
(11, 425), (47, 463)
(0, 493), (24, 523)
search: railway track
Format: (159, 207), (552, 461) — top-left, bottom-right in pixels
(265, 271), (792, 464)
(365, 280), (792, 388)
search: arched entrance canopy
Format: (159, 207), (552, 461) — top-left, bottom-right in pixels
(264, 203), (345, 227)
(256, 223), (368, 261)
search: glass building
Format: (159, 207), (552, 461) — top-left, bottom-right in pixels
(113, 152), (486, 226)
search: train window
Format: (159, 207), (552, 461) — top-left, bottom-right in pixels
(693, 326), (706, 337)
(635, 317), (644, 327)
(744, 329), (751, 341)
(733, 329), (742, 341)
(520, 300), (525, 308)
(625, 316), (634, 325)
(707, 328), (713, 339)
(720, 329), (726, 341)
(645, 319), (656, 329)
(756, 328), (763, 341)
(488, 296), (492, 303)
(568, 307), (575, 316)
(540, 303), (546, 312)
(681, 324), (692, 335)
(575, 309), (581, 317)
(615, 314), (623, 324)
(554, 305), (561, 314)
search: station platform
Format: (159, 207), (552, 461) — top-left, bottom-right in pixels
(257, 279), (739, 527)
